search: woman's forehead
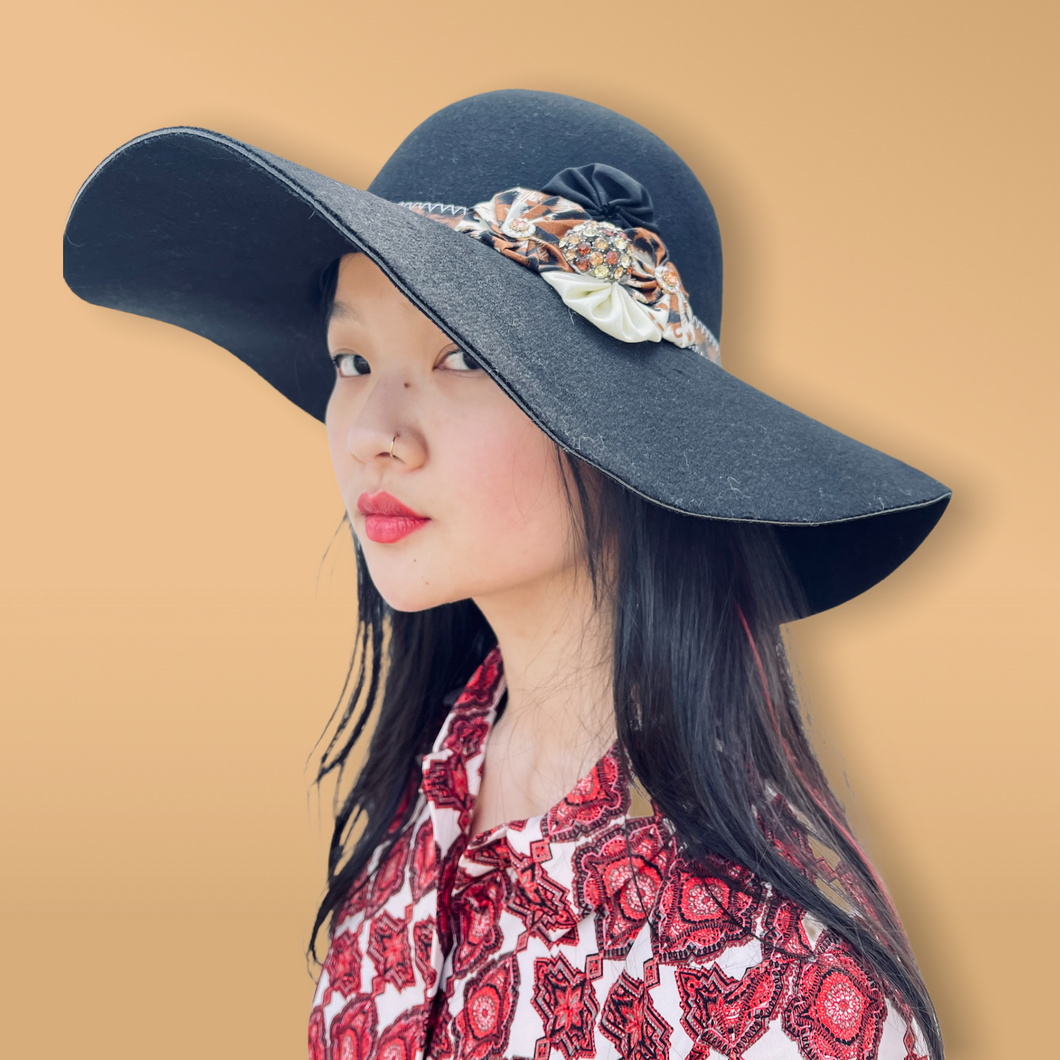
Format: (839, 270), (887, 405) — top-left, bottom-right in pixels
(328, 258), (454, 359)
(332, 253), (429, 324)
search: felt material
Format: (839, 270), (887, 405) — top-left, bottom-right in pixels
(367, 91), (724, 339)
(62, 90), (951, 614)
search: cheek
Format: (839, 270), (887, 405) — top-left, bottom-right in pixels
(325, 383), (363, 487)
(437, 406), (573, 570)
(338, 379), (578, 612)
(325, 388), (345, 472)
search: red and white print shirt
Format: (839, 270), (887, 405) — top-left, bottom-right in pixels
(310, 649), (927, 1060)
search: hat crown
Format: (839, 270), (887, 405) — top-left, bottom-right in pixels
(367, 90), (724, 341)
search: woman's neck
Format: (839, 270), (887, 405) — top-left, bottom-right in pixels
(470, 562), (615, 835)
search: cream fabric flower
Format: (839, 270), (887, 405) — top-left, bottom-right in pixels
(540, 272), (664, 345)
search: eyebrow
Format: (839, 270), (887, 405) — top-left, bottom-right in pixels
(328, 299), (358, 322)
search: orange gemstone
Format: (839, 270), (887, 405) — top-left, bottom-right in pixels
(605, 250), (619, 265)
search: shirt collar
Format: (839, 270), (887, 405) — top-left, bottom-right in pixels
(422, 647), (633, 833)
(420, 647), (674, 924)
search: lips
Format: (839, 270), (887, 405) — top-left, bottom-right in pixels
(356, 491), (430, 544)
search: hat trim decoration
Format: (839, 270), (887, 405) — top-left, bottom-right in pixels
(400, 179), (721, 363)
(61, 94), (952, 614)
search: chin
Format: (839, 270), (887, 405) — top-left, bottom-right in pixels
(376, 589), (453, 614)
(364, 565), (468, 615)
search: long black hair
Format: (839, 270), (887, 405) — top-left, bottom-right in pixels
(310, 261), (943, 1059)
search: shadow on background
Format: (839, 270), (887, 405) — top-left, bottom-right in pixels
(3, 2), (1058, 1058)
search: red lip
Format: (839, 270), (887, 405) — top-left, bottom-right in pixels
(356, 491), (430, 544)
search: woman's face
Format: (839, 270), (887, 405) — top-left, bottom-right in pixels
(325, 253), (578, 613)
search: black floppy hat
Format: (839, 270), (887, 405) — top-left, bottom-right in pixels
(63, 89), (950, 615)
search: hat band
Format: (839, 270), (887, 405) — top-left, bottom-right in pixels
(400, 187), (721, 364)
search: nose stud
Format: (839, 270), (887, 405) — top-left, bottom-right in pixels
(389, 434), (397, 459)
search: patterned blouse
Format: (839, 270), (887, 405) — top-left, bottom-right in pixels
(310, 649), (927, 1060)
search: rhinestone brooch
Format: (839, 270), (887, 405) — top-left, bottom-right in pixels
(654, 262), (681, 294)
(501, 215), (536, 240)
(558, 220), (634, 281)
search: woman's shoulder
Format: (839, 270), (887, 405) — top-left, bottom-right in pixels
(627, 851), (930, 1060)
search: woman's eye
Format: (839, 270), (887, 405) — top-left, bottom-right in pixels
(334, 353), (370, 377)
(440, 348), (481, 372)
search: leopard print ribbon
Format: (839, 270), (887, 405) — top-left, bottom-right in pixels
(400, 188), (721, 364)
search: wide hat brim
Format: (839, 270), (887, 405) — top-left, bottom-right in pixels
(63, 122), (950, 615)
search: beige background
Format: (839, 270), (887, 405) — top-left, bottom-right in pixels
(2, 2), (1056, 1057)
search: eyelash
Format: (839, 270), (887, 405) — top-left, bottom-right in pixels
(441, 348), (481, 372)
(330, 348), (481, 376)
(334, 351), (373, 377)
(333, 353), (369, 377)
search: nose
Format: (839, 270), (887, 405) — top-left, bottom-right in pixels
(343, 378), (427, 470)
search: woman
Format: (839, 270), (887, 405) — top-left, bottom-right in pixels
(64, 90), (949, 1059)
